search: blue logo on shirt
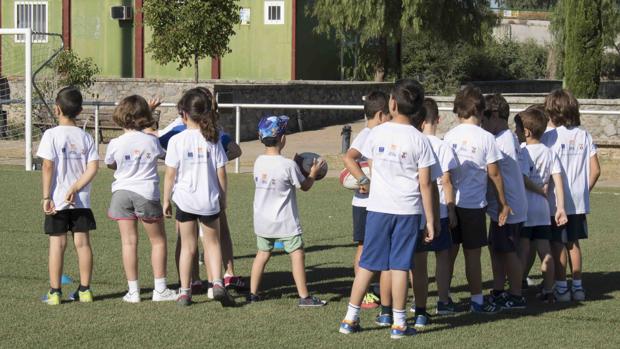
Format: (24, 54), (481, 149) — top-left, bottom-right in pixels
(124, 155), (131, 160)
(452, 144), (457, 149)
(188, 152), (194, 158)
(378, 147), (385, 153)
(61, 148), (66, 153)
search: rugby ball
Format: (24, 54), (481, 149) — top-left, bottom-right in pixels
(294, 152), (328, 180)
(339, 161), (371, 190)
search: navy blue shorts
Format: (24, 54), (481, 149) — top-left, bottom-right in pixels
(488, 221), (522, 253)
(416, 218), (452, 253)
(521, 225), (552, 240)
(352, 205), (367, 243)
(359, 211), (421, 271)
(551, 214), (588, 243)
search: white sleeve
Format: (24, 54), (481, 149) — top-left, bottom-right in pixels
(289, 162), (305, 189)
(350, 130), (367, 152)
(36, 131), (55, 161)
(430, 151), (443, 181)
(551, 152), (562, 175)
(86, 133), (99, 162)
(518, 148), (531, 176)
(214, 141), (228, 168)
(360, 131), (374, 160)
(164, 138), (180, 168)
(104, 139), (116, 165)
(486, 137), (503, 164)
(439, 142), (458, 173)
(418, 137), (436, 169)
(586, 131), (597, 156)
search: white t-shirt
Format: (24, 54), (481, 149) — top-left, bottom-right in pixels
(443, 123), (503, 209)
(542, 126), (597, 215)
(520, 143), (562, 227)
(36, 125), (99, 210)
(164, 129), (227, 215)
(104, 131), (165, 201)
(361, 122), (436, 215)
(486, 130), (528, 224)
(253, 155), (305, 238)
(349, 127), (370, 208)
(427, 135), (458, 219)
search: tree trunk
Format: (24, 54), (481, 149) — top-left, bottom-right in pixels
(373, 37), (388, 82)
(194, 54), (199, 83)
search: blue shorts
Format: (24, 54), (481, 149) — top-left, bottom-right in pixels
(352, 205), (367, 242)
(359, 211), (421, 271)
(416, 218), (452, 253)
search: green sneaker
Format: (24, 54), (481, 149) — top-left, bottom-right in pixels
(41, 291), (61, 305)
(69, 289), (93, 303)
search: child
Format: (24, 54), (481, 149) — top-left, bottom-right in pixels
(542, 89), (600, 301)
(104, 95), (177, 303)
(444, 86), (510, 313)
(37, 86), (98, 305)
(162, 88), (235, 307)
(516, 106), (568, 302)
(248, 115), (327, 307)
(339, 79), (436, 339)
(481, 93), (528, 309)
(342, 91), (390, 310)
(409, 98), (458, 327)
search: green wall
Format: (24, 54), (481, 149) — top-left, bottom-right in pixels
(295, 0), (339, 80)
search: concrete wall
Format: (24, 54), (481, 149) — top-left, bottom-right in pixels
(493, 18), (552, 45)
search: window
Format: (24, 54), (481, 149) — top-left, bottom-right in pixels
(240, 8), (251, 25)
(264, 1), (284, 25)
(15, 1), (48, 43)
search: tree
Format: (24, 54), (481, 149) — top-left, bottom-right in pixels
(143, 0), (240, 82)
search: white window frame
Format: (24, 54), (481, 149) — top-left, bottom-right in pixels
(14, 1), (49, 43)
(264, 1), (284, 25)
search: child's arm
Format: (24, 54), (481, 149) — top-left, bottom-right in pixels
(162, 166), (176, 218)
(343, 148), (369, 193)
(300, 158), (325, 191)
(441, 171), (457, 229)
(589, 154), (601, 192)
(42, 159), (56, 215)
(217, 166), (227, 210)
(523, 175), (546, 197)
(65, 161), (98, 205)
(419, 166), (436, 243)
(551, 173), (568, 226)
(487, 162), (512, 226)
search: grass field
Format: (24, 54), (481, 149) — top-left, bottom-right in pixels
(1, 164), (619, 348)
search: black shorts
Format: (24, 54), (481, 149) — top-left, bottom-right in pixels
(551, 214), (588, 243)
(488, 221), (522, 253)
(451, 207), (487, 249)
(176, 207), (219, 225)
(44, 209), (96, 235)
(521, 225), (552, 240)
(352, 205), (368, 243)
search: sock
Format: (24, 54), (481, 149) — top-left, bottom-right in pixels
(572, 279), (583, 289)
(224, 273), (233, 279)
(471, 294), (483, 305)
(555, 280), (568, 291)
(344, 303), (361, 322)
(78, 284), (90, 292)
(415, 307), (426, 315)
(154, 278), (167, 293)
(393, 309), (407, 327)
(50, 287), (61, 294)
(128, 280), (139, 293)
(212, 279), (224, 288)
(381, 305), (392, 315)
(179, 287), (191, 296)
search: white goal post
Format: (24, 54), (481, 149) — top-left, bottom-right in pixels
(0, 28), (32, 171)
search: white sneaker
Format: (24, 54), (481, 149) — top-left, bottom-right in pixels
(123, 291), (140, 303)
(554, 288), (571, 302)
(152, 288), (177, 302)
(207, 287), (214, 300)
(572, 288), (586, 301)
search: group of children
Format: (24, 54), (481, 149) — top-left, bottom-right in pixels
(340, 81), (600, 339)
(37, 80), (600, 339)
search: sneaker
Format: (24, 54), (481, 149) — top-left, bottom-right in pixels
(414, 312), (430, 329)
(298, 295), (327, 307)
(470, 300), (500, 314)
(536, 290), (555, 304)
(375, 313), (394, 327)
(361, 293), (380, 309)
(191, 280), (203, 295)
(526, 277), (537, 287)
(212, 284), (236, 307)
(497, 294), (526, 310)
(487, 290), (507, 305)
(436, 298), (456, 315)
(554, 288), (571, 302)
(572, 288), (586, 301)
(122, 291), (140, 303)
(69, 289), (93, 303)
(246, 293), (260, 303)
(41, 291), (61, 305)
(176, 294), (192, 307)
(224, 276), (247, 291)
(409, 303), (416, 314)
(339, 320), (361, 334)
(206, 287), (214, 300)
(152, 288), (177, 302)
(390, 325), (416, 339)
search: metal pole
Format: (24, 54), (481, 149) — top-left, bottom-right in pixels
(94, 103), (100, 153)
(24, 29), (33, 171)
(235, 106), (241, 174)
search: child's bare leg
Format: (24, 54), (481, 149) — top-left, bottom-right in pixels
(49, 233), (68, 289)
(536, 240), (555, 291)
(250, 250), (271, 294)
(435, 250), (451, 303)
(199, 219), (223, 283)
(219, 211), (235, 276)
(464, 247), (483, 295)
(354, 244), (363, 275)
(349, 268), (376, 306)
(502, 252), (523, 296)
(519, 238), (531, 279)
(524, 239), (537, 279)
(178, 221), (198, 289)
(413, 252), (428, 310)
(174, 221), (181, 281)
(390, 270), (409, 311)
(290, 249), (309, 298)
(118, 221), (139, 281)
(379, 271), (392, 307)
(73, 232), (93, 287)
(448, 244), (460, 288)
(551, 241), (567, 281)
(566, 241), (582, 281)
(489, 247), (505, 291)
(142, 220), (167, 279)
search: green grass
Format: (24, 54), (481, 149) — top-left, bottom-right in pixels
(1, 165), (619, 348)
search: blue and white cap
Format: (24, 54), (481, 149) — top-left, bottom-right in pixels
(258, 115), (289, 139)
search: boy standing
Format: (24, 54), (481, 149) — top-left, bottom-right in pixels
(37, 87), (99, 305)
(248, 115), (327, 307)
(342, 91), (390, 310)
(481, 94), (528, 309)
(444, 86), (510, 313)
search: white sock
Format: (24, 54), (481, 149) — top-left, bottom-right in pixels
(128, 280), (139, 293)
(179, 287), (191, 296)
(344, 303), (360, 322)
(471, 294), (483, 305)
(154, 277), (167, 293)
(213, 279), (224, 287)
(224, 273), (234, 278)
(555, 280), (568, 291)
(572, 279), (582, 289)
(393, 309), (407, 327)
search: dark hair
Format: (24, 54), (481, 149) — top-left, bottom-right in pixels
(391, 79), (425, 117)
(544, 89), (580, 127)
(410, 98), (438, 131)
(484, 93), (510, 121)
(112, 95), (154, 130)
(177, 87), (219, 143)
(363, 91), (389, 119)
(260, 136), (279, 147)
(519, 107), (547, 140)
(55, 86), (83, 118)
(453, 84), (485, 119)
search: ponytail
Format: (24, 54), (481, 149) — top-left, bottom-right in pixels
(198, 109), (219, 143)
(177, 87), (220, 143)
